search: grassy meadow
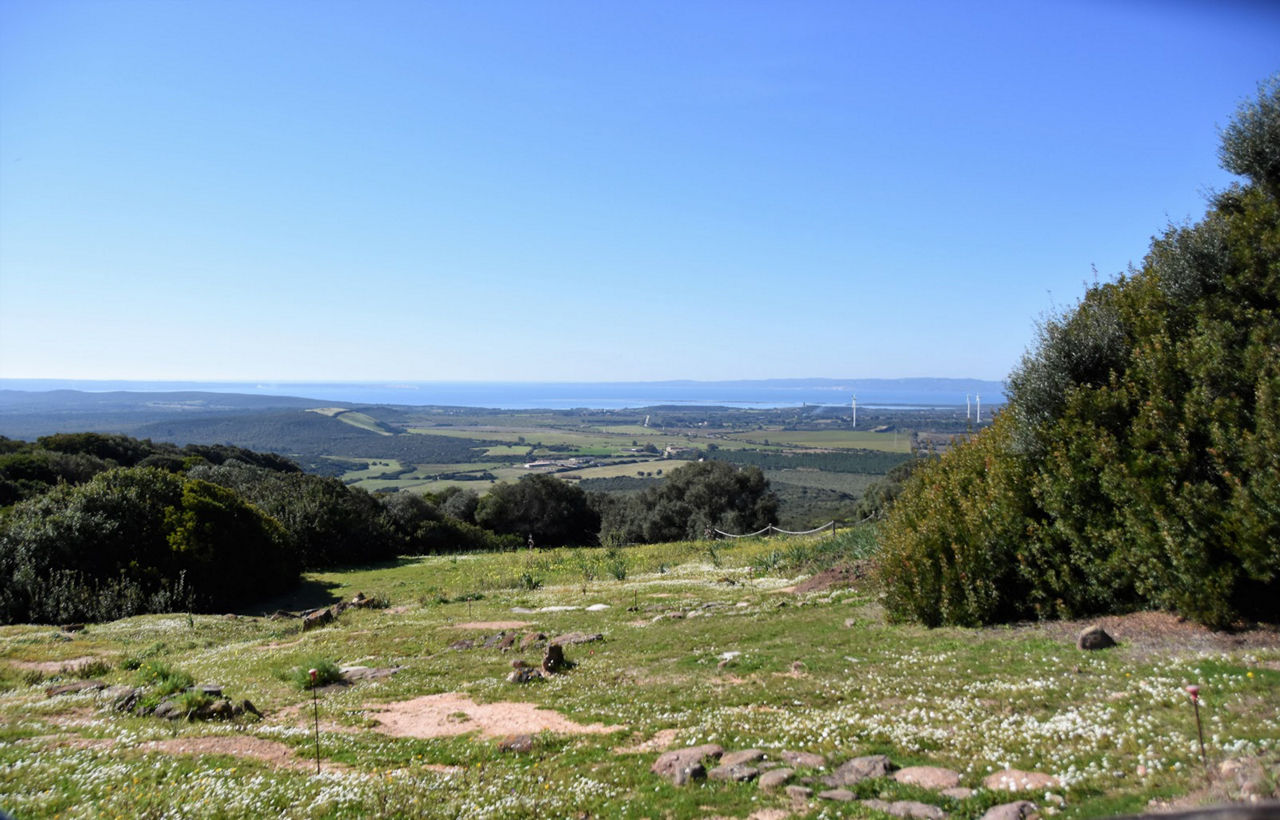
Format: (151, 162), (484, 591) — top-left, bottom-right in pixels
(3, 531), (1275, 819)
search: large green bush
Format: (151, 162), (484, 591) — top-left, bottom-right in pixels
(0, 467), (296, 624)
(880, 79), (1280, 628)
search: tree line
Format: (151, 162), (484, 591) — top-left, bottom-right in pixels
(0, 433), (775, 624)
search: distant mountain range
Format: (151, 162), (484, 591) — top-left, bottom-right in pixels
(0, 377), (1005, 411)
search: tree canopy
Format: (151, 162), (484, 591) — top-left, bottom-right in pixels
(879, 79), (1280, 628)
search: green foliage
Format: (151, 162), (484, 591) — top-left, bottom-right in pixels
(173, 688), (213, 716)
(284, 657), (342, 690)
(475, 474), (600, 547)
(134, 661), (194, 697)
(881, 82), (1280, 627)
(597, 461), (778, 544)
(0, 466), (296, 624)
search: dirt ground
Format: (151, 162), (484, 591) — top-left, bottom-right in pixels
(366, 692), (624, 739)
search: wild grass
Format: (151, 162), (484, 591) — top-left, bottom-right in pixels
(0, 530), (1275, 818)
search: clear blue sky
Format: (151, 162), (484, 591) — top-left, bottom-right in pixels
(1, 1), (1277, 383)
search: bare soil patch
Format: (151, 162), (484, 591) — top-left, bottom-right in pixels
(448, 621), (533, 630)
(9, 656), (104, 674)
(367, 692), (624, 739)
(1011, 611), (1280, 659)
(790, 562), (871, 594)
(140, 736), (317, 770)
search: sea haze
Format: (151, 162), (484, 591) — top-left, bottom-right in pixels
(0, 378), (1005, 410)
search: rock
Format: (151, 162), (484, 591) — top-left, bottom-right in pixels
(195, 684), (223, 697)
(862, 799), (948, 819)
(520, 632), (547, 651)
(758, 768), (795, 792)
(206, 699), (236, 719)
(482, 632), (507, 649)
(786, 785), (813, 800)
(818, 788), (856, 802)
(1077, 625), (1116, 650)
(721, 748), (766, 767)
(498, 733), (534, 753)
(302, 608), (333, 631)
(507, 667), (542, 684)
(980, 800), (1039, 820)
(153, 699), (182, 720)
(103, 685), (141, 712)
(267, 609), (294, 620)
(340, 665), (403, 682)
(983, 770), (1059, 792)
(894, 766), (961, 790)
(708, 764), (759, 782)
(350, 592), (369, 607)
(651, 744), (724, 784)
(497, 632), (518, 651)
(542, 643), (574, 675)
(241, 699), (262, 718)
(448, 638), (476, 650)
(823, 754), (895, 787)
(550, 631), (603, 646)
(585, 603), (610, 611)
(44, 680), (106, 698)
(940, 787), (974, 800)
(781, 750), (827, 769)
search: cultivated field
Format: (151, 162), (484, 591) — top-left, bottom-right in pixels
(3, 532), (1276, 818)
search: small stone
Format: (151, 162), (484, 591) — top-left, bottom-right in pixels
(651, 744), (723, 784)
(894, 765), (961, 790)
(519, 632), (547, 651)
(302, 608), (333, 631)
(823, 754), (895, 787)
(498, 733), (534, 753)
(980, 800), (1039, 820)
(785, 785), (813, 801)
(448, 639), (475, 651)
(196, 684), (223, 698)
(818, 788), (856, 802)
(781, 750), (826, 769)
(708, 764), (759, 782)
(721, 748), (766, 767)
(497, 632), (518, 651)
(871, 799), (948, 819)
(506, 667), (542, 684)
(1076, 625), (1116, 651)
(153, 699), (182, 720)
(940, 787), (974, 800)
(758, 768), (795, 792)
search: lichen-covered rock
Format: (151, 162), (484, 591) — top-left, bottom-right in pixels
(823, 754), (895, 787)
(758, 768), (795, 792)
(894, 766), (961, 790)
(980, 800), (1039, 820)
(651, 744), (724, 785)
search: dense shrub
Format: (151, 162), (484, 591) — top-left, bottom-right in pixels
(598, 460), (778, 544)
(880, 80), (1280, 628)
(476, 474), (600, 547)
(0, 467), (295, 624)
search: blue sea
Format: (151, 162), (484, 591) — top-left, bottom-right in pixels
(1, 378), (1006, 410)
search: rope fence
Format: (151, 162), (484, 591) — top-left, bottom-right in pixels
(710, 521), (837, 539)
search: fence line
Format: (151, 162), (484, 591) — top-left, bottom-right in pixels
(711, 521), (836, 539)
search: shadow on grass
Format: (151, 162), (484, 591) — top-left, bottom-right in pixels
(237, 578), (344, 616)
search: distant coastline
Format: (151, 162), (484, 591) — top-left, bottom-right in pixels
(0, 378), (1006, 411)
